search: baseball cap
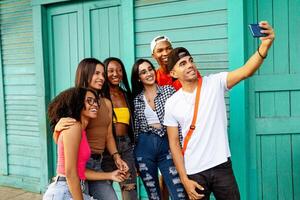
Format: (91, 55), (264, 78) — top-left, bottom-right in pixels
(150, 35), (171, 53)
(167, 47), (191, 71)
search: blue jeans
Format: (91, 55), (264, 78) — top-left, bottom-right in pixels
(86, 156), (118, 200)
(43, 179), (92, 200)
(102, 135), (138, 200)
(134, 132), (186, 200)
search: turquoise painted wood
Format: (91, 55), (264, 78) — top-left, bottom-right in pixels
(0, 0), (42, 191)
(227, 0), (248, 199)
(247, 0), (300, 199)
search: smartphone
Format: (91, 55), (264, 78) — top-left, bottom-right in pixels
(248, 24), (267, 38)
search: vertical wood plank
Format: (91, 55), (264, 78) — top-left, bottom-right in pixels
(90, 8), (101, 58)
(292, 134), (300, 200)
(291, 91), (300, 117)
(68, 12), (80, 85)
(273, 0), (289, 74)
(289, 0), (300, 73)
(260, 92), (275, 117)
(276, 135), (293, 200)
(52, 14), (71, 93)
(257, 0), (274, 75)
(261, 136), (277, 200)
(257, 137), (263, 200)
(98, 9), (110, 60)
(109, 6), (121, 57)
(0, 15), (8, 176)
(33, 4), (52, 192)
(274, 92), (290, 117)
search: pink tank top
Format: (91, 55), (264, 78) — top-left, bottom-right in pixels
(56, 130), (91, 180)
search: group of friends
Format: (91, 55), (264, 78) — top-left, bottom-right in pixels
(43, 21), (275, 200)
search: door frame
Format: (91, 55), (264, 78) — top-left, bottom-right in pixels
(228, 0), (250, 199)
(32, 0), (135, 191)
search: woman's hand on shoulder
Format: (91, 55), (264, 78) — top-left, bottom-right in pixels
(54, 117), (76, 132)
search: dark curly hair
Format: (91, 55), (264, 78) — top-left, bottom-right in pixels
(48, 87), (98, 132)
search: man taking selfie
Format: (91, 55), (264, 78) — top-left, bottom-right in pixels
(164, 21), (275, 200)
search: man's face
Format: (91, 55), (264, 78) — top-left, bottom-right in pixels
(152, 41), (172, 67)
(170, 55), (198, 82)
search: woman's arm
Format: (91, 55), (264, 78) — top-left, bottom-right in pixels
(53, 117), (76, 142)
(63, 122), (83, 200)
(85, 169), (126, 182)
(104, 98), (129, 172)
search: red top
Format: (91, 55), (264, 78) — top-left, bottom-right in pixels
(156, 67), (201, 91)
(56, 130), (91, 180)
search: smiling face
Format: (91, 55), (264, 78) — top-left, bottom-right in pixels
(152, 40), (173, 68)
(170, 55), (198, 83)
(89, 64), (105, 90)
(81, 91), (99, 119)
(106, 60), (123, 86)
(138, 61), (156, 86)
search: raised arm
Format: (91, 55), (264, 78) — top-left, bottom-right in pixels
(227, 21), (275, 89)
(167, 126), (204, 200)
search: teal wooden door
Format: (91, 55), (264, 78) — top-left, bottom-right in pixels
(47, 2), (85, 174)
(247, 0), (300, 199)
(46, 1), (123, 197)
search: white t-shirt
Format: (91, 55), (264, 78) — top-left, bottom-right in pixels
(164, 72), (231, 175)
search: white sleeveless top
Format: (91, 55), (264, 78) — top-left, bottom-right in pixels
(143, 95), (160, 125)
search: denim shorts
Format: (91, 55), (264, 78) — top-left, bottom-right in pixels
(43, 178), (93, 200)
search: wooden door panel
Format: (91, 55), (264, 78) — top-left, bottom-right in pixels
(248, 0), (300, 199)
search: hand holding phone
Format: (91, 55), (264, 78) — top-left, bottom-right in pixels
(248, 24), (267, 38)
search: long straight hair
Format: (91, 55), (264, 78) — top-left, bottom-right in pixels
(75, 58), (104, 95)
(131, 59), (156, 98)
(103, 57), (132, 102)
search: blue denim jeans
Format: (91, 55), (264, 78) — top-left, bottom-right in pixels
(134, 132), (186, 200)
(43, 179), (92, 200)
(102, 135), (138, 200)
(86, 156), (118, 200)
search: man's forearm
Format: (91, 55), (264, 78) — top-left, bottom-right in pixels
(242, 43), (271, 77)
(170, 142), (189, 183)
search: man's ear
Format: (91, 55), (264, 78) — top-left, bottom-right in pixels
(170, 69), (178, 79)
(151, 53), (155, 60)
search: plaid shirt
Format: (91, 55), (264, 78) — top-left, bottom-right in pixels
(133, 85), (175, 139)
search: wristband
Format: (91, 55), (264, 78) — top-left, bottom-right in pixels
(112, 151), (119, 158)
(257, 47), (267, 59)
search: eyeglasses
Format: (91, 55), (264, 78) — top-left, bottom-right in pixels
(138, 68), (154, 76)
(86, 97), (99, 106)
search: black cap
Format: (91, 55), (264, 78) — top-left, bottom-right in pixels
(167, 47), (191, 72)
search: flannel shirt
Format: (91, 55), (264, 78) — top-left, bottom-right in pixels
(133, 85), (175, 139)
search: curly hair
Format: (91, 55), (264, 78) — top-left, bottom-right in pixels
(48, 87), (98, 132)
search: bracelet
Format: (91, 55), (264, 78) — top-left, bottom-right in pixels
(257, 47), (267, 59)
(112, 151), (119, 158)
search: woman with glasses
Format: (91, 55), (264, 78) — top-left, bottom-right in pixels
(54, 58), (129, 200)
(44, 87), (126, 200)
(100, 57), (138, 200)
(131, 59), (186, 200)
